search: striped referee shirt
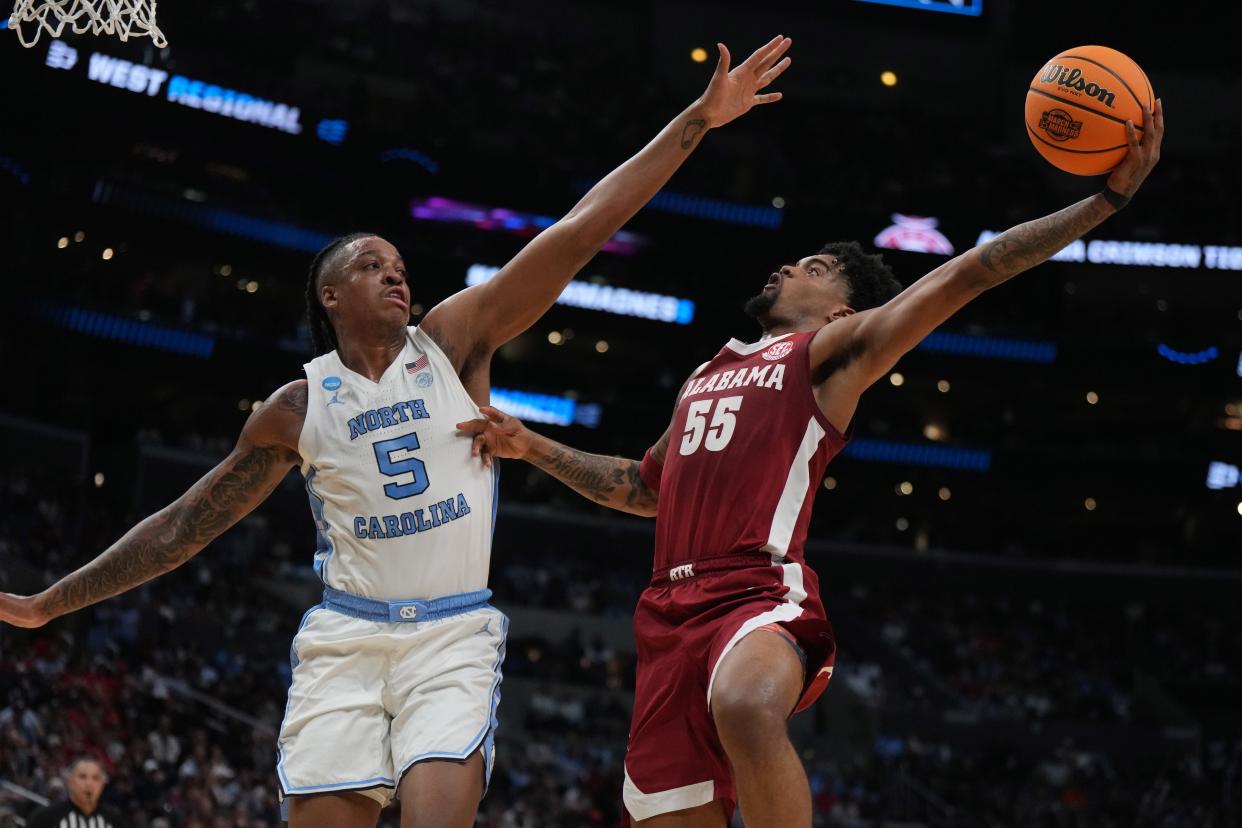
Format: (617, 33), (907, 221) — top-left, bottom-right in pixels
(24, 801), (126, 828)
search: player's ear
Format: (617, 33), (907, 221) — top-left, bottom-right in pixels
(321, 284), (339, 311)
(830, 306), (855, 321)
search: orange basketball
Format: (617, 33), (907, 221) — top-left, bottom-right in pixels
(1025, 45), (1154, 176)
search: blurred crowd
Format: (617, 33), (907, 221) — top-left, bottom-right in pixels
(2, 470), (1239, 826)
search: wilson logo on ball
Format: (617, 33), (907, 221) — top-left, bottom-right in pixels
(1038, 64), (1118, 108)
(1038, 109), (1083, 142)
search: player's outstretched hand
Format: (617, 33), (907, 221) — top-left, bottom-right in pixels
(456, 406), (532, 468)
(0, 592), (51, 629)
(1107, 98), (1163, 199)
(696, 35), (792, 129)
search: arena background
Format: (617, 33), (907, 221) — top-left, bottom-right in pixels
(1, 1), (1239, 825)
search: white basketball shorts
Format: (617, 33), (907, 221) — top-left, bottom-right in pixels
(276, 592), (508, 807)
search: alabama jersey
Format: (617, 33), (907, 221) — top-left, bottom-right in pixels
(641, 331), (847, 568)
(298, 325), (498, 600)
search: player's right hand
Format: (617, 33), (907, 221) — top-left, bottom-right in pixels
(0, 592), (52, 629)
(456, 406), (532, 467)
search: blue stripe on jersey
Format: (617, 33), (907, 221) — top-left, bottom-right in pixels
(304, 465), (335, 582)
(489, 459), (500, 544)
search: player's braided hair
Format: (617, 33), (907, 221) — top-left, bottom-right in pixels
(818, 241), (903, 311)
(304, 232), (377, 356)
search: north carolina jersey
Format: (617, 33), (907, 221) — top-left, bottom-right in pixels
(641, 331), (847, 569)
(298, 325), (498, 600)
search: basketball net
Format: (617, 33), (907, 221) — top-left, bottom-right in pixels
(8, 0), (167, 48)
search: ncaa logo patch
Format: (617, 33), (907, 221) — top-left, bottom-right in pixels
(322, 376), (342, 391)
(762, 341), (794, 362)
(415, 371), (434, 388)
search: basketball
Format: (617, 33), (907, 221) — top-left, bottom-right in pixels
(1025, 45), (1154, 176)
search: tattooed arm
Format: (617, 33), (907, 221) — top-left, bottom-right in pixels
(421, 36), (793, 369)
(457, 405), (671, 517)
(808, 100), (1163, 429)
(0, 381), (307, 629)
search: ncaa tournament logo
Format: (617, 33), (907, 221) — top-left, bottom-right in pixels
(762, 341), (794, 362)
(1038, 108), (1083, 142)
(322, 375), (344, 406)
(405, 355), (434, 388)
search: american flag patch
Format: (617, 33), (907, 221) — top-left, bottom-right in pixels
(405, 355), (429, 374)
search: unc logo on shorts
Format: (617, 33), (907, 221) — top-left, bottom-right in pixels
(415, 371), (434, 388)
(398, 605), (419, 619)
(762, 341), (794, 362)
(669, 563), (695, 581)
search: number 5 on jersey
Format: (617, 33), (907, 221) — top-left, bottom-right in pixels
(680, 395), (743, 455)
(373, 432), (430, 498)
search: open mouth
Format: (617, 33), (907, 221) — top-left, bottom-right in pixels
(383, 289), (408, 307)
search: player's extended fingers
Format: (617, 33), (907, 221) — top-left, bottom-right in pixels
(738, 34), (783, 72)
(455, 418), (489, 434)
(757, 56), (791, 89)
(1124, 119), (1140, 150)
(1152, 97), (1165, 143)
(753, 92), (783, 106)
(477, 405), (508, 423)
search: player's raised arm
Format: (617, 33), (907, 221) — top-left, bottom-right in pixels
(813, 99), (1164, 396)
(422, 36), (793, 362)
(456, 406), (671, 518)
(0, 382), (306, 629)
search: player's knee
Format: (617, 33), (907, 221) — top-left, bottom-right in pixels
(711, 681), (790, 753)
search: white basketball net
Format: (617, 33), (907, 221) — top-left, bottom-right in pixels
(8, 0), (166, 48)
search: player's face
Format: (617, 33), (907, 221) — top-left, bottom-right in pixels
(67, 760), (106, 809)
(749, 254), (851, 323)
(322, 236), (411, 326)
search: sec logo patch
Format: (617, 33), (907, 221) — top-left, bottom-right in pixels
(762, 341), (794, 361)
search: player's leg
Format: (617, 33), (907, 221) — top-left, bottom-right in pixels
(633, 800), (729, 827)
(397, 752), (485, 828)
(287, 792), (382, 828)
(709, 626), (810, 828)
(389, 606), (507, 828)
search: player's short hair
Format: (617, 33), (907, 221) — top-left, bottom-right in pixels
(819, 241), (903, 311)
(304, 232), (378, 356)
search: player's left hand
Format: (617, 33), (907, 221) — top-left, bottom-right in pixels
(696, 35), (792, 128)
(456, 406), (532, 468)
(1106, 97), (1163, 198)
(0, 592), (52, 629)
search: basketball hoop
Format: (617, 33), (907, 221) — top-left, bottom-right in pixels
(9, 0), (167, 48)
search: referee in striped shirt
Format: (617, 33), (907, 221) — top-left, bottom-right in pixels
(25, 758), (126, 828)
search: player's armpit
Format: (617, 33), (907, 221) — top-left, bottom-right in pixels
(810, 256), (982, 396)
(1, 384), (304, 629)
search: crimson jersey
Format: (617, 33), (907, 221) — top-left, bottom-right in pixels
(639, 331), (847, 570)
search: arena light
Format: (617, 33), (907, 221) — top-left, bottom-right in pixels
(93, 180), (334, 252)
(916, 331), (1056, 364)
(841, 439), (992, 471)
(1156, 344), (1219, 365)
(572, 179), (782, 228)
(413, 196), (645, 255)
(490, 387), (600, 428)
(467, 264), (695, 325)
(379, 148), (440, 173)
(37, 303), (216, 359)
(853, 0), (983, 16)
(1206, 462), (1240, 490)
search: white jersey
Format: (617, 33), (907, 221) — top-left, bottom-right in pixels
(298, 325), (497, 600)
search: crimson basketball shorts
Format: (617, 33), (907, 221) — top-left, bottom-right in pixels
(621, 553), (837, 823)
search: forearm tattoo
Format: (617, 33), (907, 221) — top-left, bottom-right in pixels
(530, 444), (658, 514)
(41, 443), (293, 618)
(978, 194), (1113, 283)
(680, 118), (707, 150)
